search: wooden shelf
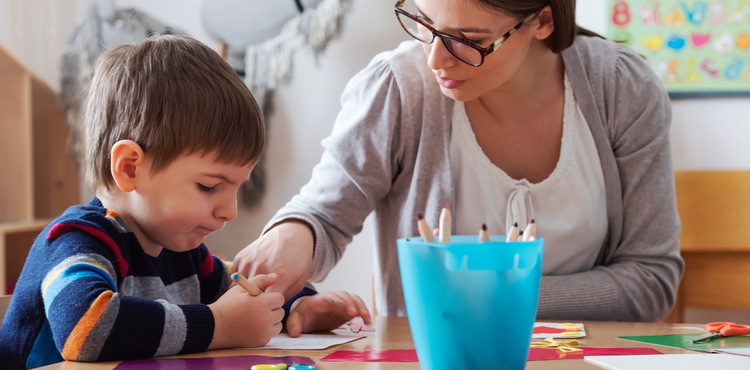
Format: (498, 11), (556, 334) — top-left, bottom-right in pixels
(0, 42), (79, 294)
(0, 220), (51, 295)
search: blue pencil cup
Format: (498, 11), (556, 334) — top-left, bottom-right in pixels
(397, 236), (544, 370)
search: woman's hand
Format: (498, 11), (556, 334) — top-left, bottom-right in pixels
(232, 220), (315, 301)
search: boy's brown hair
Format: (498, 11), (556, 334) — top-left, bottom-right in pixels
(83, 33), (264, 192)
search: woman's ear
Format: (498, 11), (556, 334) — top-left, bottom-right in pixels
(533, 5), (555, 41)
(110, 140), (146, 192)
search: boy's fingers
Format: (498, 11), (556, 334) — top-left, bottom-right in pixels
(272, 321), (283, 337)
(264, 292), (286, 308)
(333, 291), (359, 316)
(324, 292), (352, 314)
(352, 295), (372, 324)
(248, 273), (278, 291)
(285, 311), (303, 338)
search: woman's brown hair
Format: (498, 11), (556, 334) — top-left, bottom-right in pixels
(477, 0), (601, 53)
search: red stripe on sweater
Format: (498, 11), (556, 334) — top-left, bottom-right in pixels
(200, 250), (214, 279)
(49, 223), (129, 278)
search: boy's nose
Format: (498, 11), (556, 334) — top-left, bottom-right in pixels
(214, 197), (238, 222)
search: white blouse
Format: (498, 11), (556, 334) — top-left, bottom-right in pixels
(450, 73), (608, 275)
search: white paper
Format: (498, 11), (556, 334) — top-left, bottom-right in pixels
(713, 347), (750, 357)
(584, 353), (750, 370)
(250, 333), (365, 350)
(532, 322), (586, 339)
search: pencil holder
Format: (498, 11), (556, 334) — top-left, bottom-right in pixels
(397, 236), (544, 370)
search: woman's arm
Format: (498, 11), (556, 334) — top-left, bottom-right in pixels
(234, 54), (405, 300)
(537, 42), (683, 321)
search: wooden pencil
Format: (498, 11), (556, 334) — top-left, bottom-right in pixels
(478, 223), (490, 243)
(231, 272), (262, 296)
(506, 222), (519, 242)
(439, 206), (451, 243)
(417, 213), (436, 242)
(523, 219), (537, 241)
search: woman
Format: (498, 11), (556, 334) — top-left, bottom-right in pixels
(233, 0), (683, 321)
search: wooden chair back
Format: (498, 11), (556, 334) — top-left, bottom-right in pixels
(0, 294), (11, 330)
(668, 171), (750, 322)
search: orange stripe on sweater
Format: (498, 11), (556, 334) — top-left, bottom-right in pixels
(61, 290), (113, 360)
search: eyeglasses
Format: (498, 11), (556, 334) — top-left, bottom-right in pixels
(394, 0), (539, 67)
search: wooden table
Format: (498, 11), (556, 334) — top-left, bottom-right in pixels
(38, 317), (704, 370)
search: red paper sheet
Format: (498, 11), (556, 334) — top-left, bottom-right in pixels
(528, 347), (662, 361)
(321, 349), (419, 362)
(533, 326), (569, 334)
(320, 347), (662, 362)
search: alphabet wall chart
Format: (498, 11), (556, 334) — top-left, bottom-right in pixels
(606, 1), (750, 96)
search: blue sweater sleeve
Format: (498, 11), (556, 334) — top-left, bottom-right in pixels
(281, 283), (318, 326)
(40, 229), (214, 362)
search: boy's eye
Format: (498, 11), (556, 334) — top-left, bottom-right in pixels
(197, 184), (217, 194)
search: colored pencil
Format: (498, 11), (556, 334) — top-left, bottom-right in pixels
(417, 213), (436, 242)
(506, 222), (519, 242)
(523, 219), (537, 241)
(439, 206), (451, 243)
(231, 272), (262, 296)
(478, 223), (490, 243)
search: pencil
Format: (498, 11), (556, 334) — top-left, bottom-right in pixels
(522, 219), (537, 241)
(417, 213), (436, 242)
(506, 222), (519, 242)
(231, 272), (262, 296)
(478, 223), (490, 243)
(439, 206), (451, 243)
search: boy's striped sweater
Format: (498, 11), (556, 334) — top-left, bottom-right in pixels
(0, 198), (313, 369)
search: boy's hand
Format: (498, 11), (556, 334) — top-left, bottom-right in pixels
(285, 291), (372, 337)
(208, 274), (285, 349)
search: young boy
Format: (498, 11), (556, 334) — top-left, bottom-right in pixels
(0, 34), (370, 370)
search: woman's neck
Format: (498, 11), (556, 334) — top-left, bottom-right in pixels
(472, 42), (565, 124)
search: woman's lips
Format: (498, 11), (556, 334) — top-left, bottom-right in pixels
(435, 75), (465, 89)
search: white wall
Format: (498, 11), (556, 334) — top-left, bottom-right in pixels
(2, 0), (749, 314)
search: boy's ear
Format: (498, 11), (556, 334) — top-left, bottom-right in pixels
(533, 5), (555, 40)
(111, 140), (146, 193)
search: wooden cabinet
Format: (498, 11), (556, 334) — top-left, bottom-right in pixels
(0, 43), (79, 294)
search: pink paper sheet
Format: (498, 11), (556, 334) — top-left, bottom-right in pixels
(320, 347), (662, 362)
(113, 355), (315, 370)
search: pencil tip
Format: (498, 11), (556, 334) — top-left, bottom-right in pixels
(531, 219), (535, 223)
(418, 213), (424, 220)
(444, 205), (450, 210)
(481, 223), (487, 231)
(519, 231), (524, 235)
(514, 222), (518, 227)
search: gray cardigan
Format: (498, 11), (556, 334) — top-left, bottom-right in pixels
(264, 36), (684, 321)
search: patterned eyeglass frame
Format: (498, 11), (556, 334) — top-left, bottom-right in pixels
(394, 0), (540, 67)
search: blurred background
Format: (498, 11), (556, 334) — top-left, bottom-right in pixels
(1, 0), (748, 321)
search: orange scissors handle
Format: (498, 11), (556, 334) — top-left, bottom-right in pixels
(706, 321), (734, 333)
(719, 323), (750, 337)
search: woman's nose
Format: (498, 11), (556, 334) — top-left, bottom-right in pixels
(426, 36), (458, 71)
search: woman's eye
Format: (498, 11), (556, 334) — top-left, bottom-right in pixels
(198, 184), (217, 194)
